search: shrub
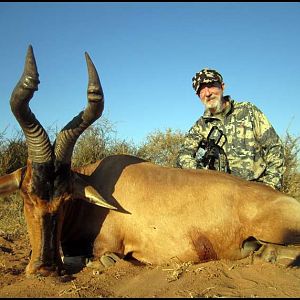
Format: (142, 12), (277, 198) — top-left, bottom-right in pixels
(137, 128), (185, 167)
(72, 118), (138, 168)
(0, 129), (27, 176)
(281, 132), (300, 201)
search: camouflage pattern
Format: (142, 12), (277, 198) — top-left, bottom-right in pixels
(177, 96), (285, 190)
(192, 68), (223, 94)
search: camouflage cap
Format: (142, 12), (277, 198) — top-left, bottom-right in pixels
(192, 68), (223, 94)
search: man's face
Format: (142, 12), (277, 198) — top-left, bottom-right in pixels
(197, 81), (224, 113)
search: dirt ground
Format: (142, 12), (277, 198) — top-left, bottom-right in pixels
(1, 235), (300, 298)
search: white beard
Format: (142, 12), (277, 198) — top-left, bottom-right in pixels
(204, 95), (223, 114)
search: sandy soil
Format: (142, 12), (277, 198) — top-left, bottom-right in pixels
(1, 235), (300, 298)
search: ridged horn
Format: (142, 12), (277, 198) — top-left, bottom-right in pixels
(54, 52), (104, 163)
(10, 45), (52, 163)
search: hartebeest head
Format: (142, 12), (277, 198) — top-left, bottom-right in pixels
(0, 45), (116, 276)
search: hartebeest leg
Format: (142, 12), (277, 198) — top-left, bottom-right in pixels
(254, 243), (300, 266)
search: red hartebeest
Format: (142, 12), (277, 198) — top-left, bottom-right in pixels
(1, 45), (300, 277)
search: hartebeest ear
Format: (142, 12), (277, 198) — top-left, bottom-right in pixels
(0, 167), (25, 196)
(72, 173), (117, 210)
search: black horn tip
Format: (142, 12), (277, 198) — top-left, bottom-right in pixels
(85, 52), (93, 66)
(85, 52), (100, 85)
(84, 52), (92, 62)
(19, 44), (39, 91)
(25, 45), (38, 74)
(26, 45), (35, 61)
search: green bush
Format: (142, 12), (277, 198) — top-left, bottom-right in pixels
(0, 193), (26, 239)
(137, 128), (185, 167)
(0, 129), (27, 176)
(281, 132), (300, 201)
(72, 118), (138, 168)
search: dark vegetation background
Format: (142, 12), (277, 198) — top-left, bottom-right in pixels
(0, 117), (299, 240)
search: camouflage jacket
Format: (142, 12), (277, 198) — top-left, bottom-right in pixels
(177, 96), (285, 190)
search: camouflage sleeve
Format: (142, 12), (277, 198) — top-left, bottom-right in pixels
(177, 120), (205, 169)
(251, 104), (285, 190)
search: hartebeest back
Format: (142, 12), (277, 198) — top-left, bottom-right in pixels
(1, 46), (300, 277)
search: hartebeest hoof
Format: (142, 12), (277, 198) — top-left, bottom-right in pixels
(86, 252), (121, 270)
(25, 264), (65, 278)
(100, 252), (121, 267)
(62, 255), (88, 274)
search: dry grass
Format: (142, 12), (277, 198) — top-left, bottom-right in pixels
(162, 260), (193, 282)
(0, 193), (26, 240)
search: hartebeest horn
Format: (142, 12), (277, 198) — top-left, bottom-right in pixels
(10, 45), (52, 163)
(54, 52), (104, 164)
